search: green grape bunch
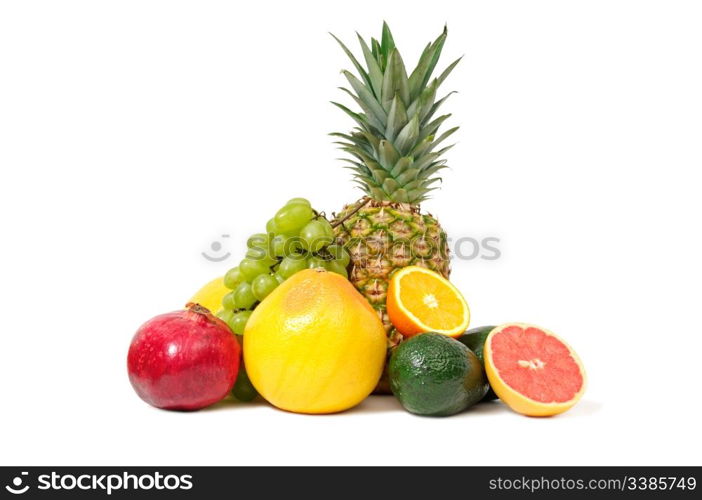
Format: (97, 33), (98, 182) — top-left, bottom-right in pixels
(216, 197), (350, 336)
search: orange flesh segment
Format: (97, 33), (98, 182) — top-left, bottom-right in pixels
(398, 271), (466, 331)
(491, 325), (583, 403)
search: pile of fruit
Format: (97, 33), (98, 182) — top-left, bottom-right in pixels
(127, 23), (586, 418)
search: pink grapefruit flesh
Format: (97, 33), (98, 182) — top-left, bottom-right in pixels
(484, 323), (586, 417)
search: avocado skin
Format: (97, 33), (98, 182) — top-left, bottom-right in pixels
(457, 326), (499, 401)
(389, 333), (489, 416)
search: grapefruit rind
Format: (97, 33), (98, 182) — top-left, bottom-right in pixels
(484, 323), (586, 417)
(387, 266), (471, 338)
(244, 269), (387, 414)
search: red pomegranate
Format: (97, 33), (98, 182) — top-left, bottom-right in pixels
(128, 303), (240, 410)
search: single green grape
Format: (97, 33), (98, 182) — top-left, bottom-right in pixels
(239, 258), (271, 280)
(233, 282), (257, 309)
(221, 291), (237, 310)
(247, 233), (269, 249)
(326, 245), (350, 266)
(283, 228), (301, 238)
(274, 203), (314, 234)
(223, 266), (243, 289)
(278, 255), (309, 278)
(232, 356), (258, 402)
(300, 220), (333, 253)
(318, 218), (334, 238)
(266, 218), (278, 234)
(271, 234), (285, 256)
(307, 256), (330, 270)
(326, 260), (349, 279)
(267, 216), (300, 237)
(228, 310), (252, 335)
(252, 274), (278, 301)
(217, 309), (234, 325)
(245, 247), (276, 266)
(286, 197), (311, 207)
(271, 233), (302, 257)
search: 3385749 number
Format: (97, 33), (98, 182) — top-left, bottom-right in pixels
(627, 476), (696, 491)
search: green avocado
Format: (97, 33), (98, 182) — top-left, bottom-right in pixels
(389, 333), (488, 416)
(457, 325), (499, 401)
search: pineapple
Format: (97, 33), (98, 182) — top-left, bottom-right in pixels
(331, 22), (459, 351)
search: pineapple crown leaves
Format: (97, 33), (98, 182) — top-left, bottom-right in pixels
(330, 21), (461, 204)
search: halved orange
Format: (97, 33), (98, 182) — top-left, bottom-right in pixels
(386, 266), (470, 338)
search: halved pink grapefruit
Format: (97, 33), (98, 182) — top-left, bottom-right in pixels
(484, 323), (586, 417)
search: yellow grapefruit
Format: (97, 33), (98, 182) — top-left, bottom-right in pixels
(243, 268), (387, 414)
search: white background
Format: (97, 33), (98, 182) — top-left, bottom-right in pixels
(1, 0), (701, 466)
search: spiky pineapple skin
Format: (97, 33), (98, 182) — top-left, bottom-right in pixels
(333, 198), (450, 377)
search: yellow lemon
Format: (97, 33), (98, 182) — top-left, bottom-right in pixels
(244, 268), (386, 414)
(189, 276), (228, 314)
